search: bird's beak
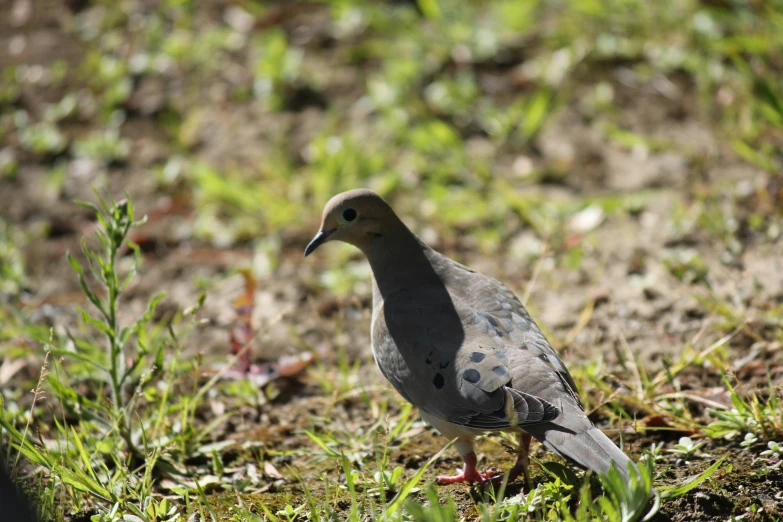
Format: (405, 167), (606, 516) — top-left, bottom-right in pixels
(304, 229), (333, 257)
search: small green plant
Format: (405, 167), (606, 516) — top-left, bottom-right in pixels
(65, 193), (163, 456)
(663, 250), (709, 285)
(740, 432), (758, 447)
(661, 456), (726, 500)
(404, 485), (458, 521)
(18, 121), (68, 155)
(582, 456), (660, 522)
(667, 437), (705, 458)
(0, 193), (202, 521)
(72, 129), (130, 164)
(369, 466), (407, 496)
(0, 219), (26, 297)
(274, 503), (306, 522)
(251, 28), (304, 110)
(761, 440), (782, 458)
(0, 147), (18, 177)
(760, 441), (782, 469)
(92, 498), (183, 522)
(383, 440), (455, 519)
(705, 375), (783, 440)
(648, 442), (665, 462)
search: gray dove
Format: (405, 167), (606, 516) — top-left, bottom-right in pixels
(305, 189), (634, 485)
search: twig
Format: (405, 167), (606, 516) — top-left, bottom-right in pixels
(655, 392), (729, 411)
(13, 351), (49, 476)
(650, 321), (746, 388)
(698, 321), (747, 360)
(521, 242), (549, 306)
(617, 328), (644, 403)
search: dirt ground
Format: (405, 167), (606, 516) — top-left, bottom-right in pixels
(1, 1), (783, 521)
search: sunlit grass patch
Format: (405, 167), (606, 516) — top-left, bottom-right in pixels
(705, 375), (783, 442)
(1, 195), (207, 521)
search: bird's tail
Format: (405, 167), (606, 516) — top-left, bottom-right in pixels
(525, 410), (636, 483)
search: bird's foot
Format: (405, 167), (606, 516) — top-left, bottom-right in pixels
(437, 467), (496, 485)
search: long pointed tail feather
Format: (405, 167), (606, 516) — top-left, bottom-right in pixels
(525, 412), (635, 483)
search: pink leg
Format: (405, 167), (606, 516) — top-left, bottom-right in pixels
(437, 452), (496, 484)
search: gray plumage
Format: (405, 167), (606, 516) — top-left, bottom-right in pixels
(305, 188), (635, 484)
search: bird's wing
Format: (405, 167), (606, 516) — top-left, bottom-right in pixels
(379, 286), (561, 431)
(445, 264), (584, 411)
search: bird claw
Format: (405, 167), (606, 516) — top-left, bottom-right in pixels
(437, 467), (496, 485)
(482, 469), (506, 486)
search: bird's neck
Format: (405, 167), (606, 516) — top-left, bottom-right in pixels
(361, 224), (442, 309)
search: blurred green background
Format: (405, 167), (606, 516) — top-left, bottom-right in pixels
(2, 0), (783, 361)
(2, 0), (781, 254)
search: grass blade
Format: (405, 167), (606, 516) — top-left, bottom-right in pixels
(661, 456), (726, 499)
(384, 438), (455, 518)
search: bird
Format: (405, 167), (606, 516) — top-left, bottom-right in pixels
(0, 463), (38, 522)
(304, 188), (635, 485)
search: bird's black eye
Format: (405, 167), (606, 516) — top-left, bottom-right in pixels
(342, 208), (357, 222)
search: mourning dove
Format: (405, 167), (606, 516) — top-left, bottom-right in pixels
(305, 189), (634, 485)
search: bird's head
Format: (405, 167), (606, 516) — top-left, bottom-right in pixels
(304, 188), (396, 257)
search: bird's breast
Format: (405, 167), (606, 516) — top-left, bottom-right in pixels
(371, 303), (447, 409)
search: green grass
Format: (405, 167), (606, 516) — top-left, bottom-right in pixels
(0, 192), (762, 521)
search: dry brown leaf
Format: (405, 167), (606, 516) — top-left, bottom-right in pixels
(264, 462), (284, 480)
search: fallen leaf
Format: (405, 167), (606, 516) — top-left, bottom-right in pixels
(230, 268), (257, 372)
(0, 357), (29, 386)
(159, 475), (221, 493)
(264, 462), (283, 480)
(568, 204), (604, 234)
(248, 463), (260, 484)
(277, 352), (316, 376)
